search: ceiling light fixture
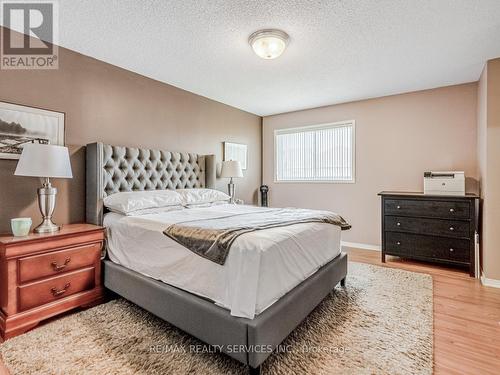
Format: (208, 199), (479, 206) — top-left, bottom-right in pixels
(248, 29), (290, 60)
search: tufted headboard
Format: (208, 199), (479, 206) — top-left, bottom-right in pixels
(86, 142), (216, 225)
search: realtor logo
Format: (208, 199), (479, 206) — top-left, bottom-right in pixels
(1, 0), (59, 69)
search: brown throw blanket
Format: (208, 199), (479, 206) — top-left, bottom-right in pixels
(163, 207), (351, 265)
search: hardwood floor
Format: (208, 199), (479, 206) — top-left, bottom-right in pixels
(346, 248), (500, 375)
(0, 249), (499, 374)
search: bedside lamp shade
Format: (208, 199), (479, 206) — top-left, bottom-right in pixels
(14, 143), (72, 234)
(220, 160), (243, 178)
(15, 143), (73, 178)
(221, 160), (243, 204)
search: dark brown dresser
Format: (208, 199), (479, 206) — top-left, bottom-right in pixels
(379, 192), (479, 276)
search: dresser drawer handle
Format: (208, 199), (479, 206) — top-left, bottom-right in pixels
(449, 227), (455, 231)
(396, 241), (401, 245)
(396, 205), (401, 209)
(51, 258), (71, 272)
(396, 222), (401, 226)
(449, 208), (455, 213)
(449, 248), (454, 252)
(51, 283), (71, 297)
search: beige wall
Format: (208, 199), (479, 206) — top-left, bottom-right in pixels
(477, 64), (488, 276)
(263, 84), (478, 246)
(0, 32), (262, 233)
(477, 58), (500, 281)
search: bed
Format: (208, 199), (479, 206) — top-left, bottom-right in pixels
(86, 142), (348, 374)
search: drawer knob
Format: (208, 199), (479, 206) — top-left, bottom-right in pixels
(449, 208), (455, 213)
(449, 227), (455, 231)
(396, 241), (401, 245)
(51, 283), (71, 297)
(51, 258), (71, 272)
(396, 222), (401, 226)
(396, 205), (401, 209)
(449, 248), (454, 252)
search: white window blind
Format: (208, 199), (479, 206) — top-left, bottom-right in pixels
(275, 121), (355, 182)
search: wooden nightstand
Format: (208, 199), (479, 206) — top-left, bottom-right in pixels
(0, 224), (105, 340)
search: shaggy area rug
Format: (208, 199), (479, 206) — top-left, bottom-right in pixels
(0, 262), (433, 374)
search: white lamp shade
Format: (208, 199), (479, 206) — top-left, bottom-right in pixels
(15, 143), (73, 178)
(220, 160), (243, 178)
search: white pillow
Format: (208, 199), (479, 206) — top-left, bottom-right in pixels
(103, 190), (183, 215)
(108, 205), (184, 216)
(185, 201), (229, 209)
(176, 188), (230, 206)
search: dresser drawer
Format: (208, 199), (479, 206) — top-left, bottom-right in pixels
(385, 216), (470, 238)
(384, 199), (470, 219)
(18, 243), (101, 284)
(18, 267), (95, 312)
(385, 232), (469, 263)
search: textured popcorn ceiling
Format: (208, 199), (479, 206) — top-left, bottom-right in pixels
(54, 0), (500, 115)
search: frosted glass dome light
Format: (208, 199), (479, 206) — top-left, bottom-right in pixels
(248, 29), (290, 59)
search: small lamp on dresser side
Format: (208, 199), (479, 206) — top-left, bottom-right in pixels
(220, 160), (243, 203)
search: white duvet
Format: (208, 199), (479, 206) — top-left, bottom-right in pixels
(104, 204), (342, 319)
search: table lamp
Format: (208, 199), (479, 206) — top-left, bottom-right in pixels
(220, 160), (243, 203)
(14, 143), (73, 233)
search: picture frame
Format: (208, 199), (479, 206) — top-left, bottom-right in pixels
(224, 142), (247, 170)
(0, 101), (65, 160)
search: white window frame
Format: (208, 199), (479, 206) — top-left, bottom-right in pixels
(273, 120), (356, 184)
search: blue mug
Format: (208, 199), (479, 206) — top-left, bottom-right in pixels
(11, 218), (32, 237)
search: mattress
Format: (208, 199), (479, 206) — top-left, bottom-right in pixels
(104, 204), (342, 319)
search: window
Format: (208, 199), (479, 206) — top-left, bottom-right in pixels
(275, 121), (355, 183)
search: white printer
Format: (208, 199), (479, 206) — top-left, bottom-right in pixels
(424, 171), (465, 196)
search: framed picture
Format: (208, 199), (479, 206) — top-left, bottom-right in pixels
(0, 101), (65, 160)
(224, 142), (248, 170)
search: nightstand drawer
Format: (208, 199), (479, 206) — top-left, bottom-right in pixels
(18, 267), (96, 312)
(18, 243), (101, 284)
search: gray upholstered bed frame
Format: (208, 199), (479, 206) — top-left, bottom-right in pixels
(86, 142), (217, 225)
(86, 142), (347, 374)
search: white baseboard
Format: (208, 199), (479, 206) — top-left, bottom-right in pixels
(480, 274), (500, 288)
(341, 241), (381, 251)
